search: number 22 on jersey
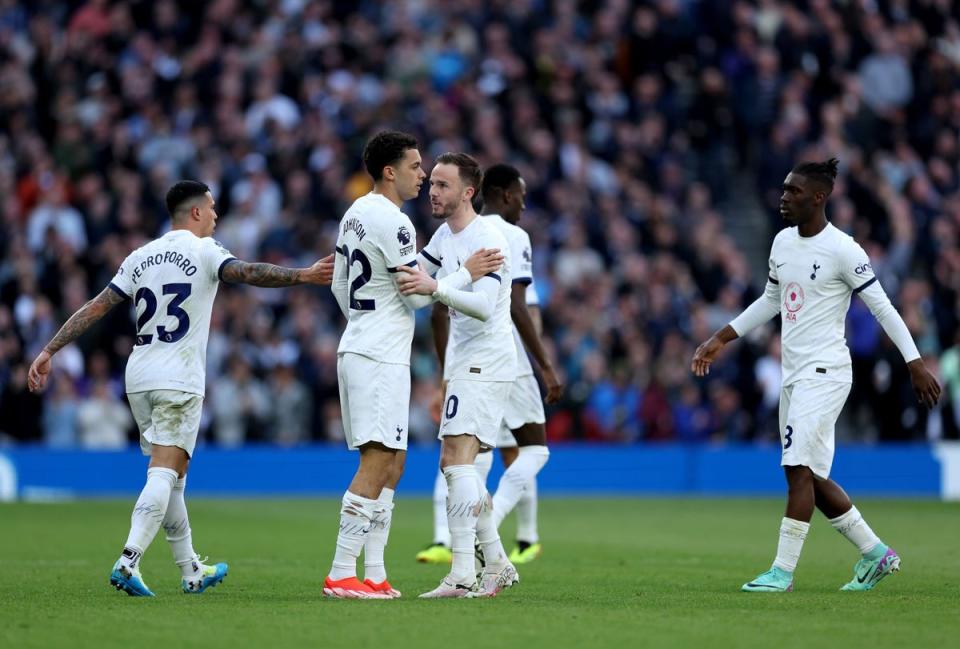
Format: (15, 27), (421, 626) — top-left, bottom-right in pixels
(341, 245), (375, 311)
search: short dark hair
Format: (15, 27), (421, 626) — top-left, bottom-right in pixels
(435, 152), (483, 194)
(481, 163), (521, 201)
(165, 180), (210, 218)
(363, 130), (419, 181)
(792, 157), (839, 193)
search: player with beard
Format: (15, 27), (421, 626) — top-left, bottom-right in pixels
(396, 153), (519, 598)
(417, 164), (562, 566)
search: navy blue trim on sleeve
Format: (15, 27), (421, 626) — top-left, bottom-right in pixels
(421, 250), (441, 266)
(768, 276), (779, 285)
(485, 272), (502, 283)
(218, 257), (238, 281)
(108, 282), (130, 299)
(853, 276), (877, 294)
(387, 260), (418, 273)
(511, 277), (532, 286)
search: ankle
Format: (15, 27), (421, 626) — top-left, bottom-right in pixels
(863, 542), (887, 560)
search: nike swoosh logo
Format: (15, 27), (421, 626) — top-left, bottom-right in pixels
(776, 263), (786, 268)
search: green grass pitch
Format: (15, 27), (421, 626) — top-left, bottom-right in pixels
(1, 498), (958, 649)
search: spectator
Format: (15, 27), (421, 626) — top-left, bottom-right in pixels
(77, 379), (132, 449)
(267, 360), (311, 446)
(211, 356), (271, 447)
(42, 373), (79, 448)
(0, 1), (953, 447)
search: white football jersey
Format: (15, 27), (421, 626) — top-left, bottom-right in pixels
(110, 229), (236, 396)
(421, 216), (516, 381)
(484, 214), (535, 377)
(335, 192), (419, 364)
(768, 223), (877, 386)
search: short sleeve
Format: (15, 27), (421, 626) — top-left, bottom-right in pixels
(419, 229), (443, 272)
(382, 215), (419, 273)
(200, 238), (237, 282)
(472, 226), (507, 283)
(511, 229), (533, 286)
(108, 254), (135, 298)
(840, 240), (877, 293)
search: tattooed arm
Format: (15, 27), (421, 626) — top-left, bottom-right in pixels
(219, 254), (333, 287)
(28, 287), (126, 393)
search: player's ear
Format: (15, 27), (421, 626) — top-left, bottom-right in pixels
(382, 165), (396, 182)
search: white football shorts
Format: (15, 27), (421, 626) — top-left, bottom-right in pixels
(496, 373), (546, 448)
(128, 389), (204, 458)
(779, 379), (851, 479)
(337, 352), (410, 451)
(439, 378), (511, 449)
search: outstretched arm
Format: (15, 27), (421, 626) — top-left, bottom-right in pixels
(220, 254), (333, 287)
(397, 248), (504, 311)
(28, 287), (126, 392)
(692, 276), (780, 377)
(332, 249), (349, 316)
(397, 267), (499, 321)
(691, 324), (740, 377)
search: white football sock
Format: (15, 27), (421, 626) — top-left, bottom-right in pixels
(772, 517), (810, 573)
(492, 446), (549, 528)
(474, 451), (494, 485)
(474, 473), (508, 567)
(431, 470), (451, 547)
(515, 478), (539, 544)
(829, 506), (882, 555)
(364, 487), (394, 584)
(121, 467), (178, 568)
(162, 475), (202, 580)
(329, 491), (378, 580)
(444, 464), (482, 581)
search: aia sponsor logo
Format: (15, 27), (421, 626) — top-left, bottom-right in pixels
(784, 282), (804, 321)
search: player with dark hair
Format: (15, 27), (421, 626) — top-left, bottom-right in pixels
(691, 158), (941, 592)
(397, 152), (520, 597)
(324, 134), (502, 599)
(28, 180), (334, 597)
(417, 163), (562, 565)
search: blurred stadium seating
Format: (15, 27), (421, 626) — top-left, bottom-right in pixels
(0, 0), (958, 454)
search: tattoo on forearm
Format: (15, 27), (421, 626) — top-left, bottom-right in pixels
(45, 288), (124, 354)
(222, 261), (302, 287)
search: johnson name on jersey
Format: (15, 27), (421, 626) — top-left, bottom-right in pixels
(334, 192), (420, 365)
(421, 216), (516, 382)
(110, 229), (236, 396)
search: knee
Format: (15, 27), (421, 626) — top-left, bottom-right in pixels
(439, 436), (476, 468)
(785, 466), (814, 491)
(388, 453), (406, 485)
(439, 445), (457, 469)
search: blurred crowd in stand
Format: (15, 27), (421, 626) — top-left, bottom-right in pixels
(1, 0), (958, 449)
